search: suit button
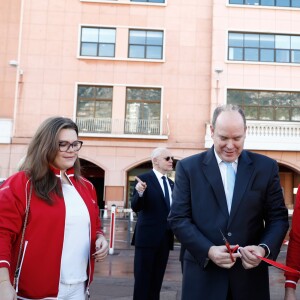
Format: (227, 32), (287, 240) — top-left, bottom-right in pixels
(227, 232), (232, 237)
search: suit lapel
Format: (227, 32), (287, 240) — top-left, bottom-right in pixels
(228, 150), (254, 226)
(202, 148), (229, 219)
(168, 178), (174, 191)
(149, 171), (170, 209)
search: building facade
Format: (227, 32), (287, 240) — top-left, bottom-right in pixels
(1, 0), (300, 210)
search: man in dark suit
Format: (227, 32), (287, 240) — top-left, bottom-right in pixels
(131, 147), (174, 300)
(168, 104), (289, 300)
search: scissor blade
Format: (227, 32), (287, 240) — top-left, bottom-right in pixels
(219, 229), (228, 243)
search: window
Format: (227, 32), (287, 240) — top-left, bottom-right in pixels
(229, 0), (300, 6)
(125, 87), (161, 134)
(76, 85), (113, 133)
(227, 89), (300, 121)
(228, 32), (300, 63)
(80, 27), (116, 57)
(131, 0), (165, 2)
(128, 30), (164, 59)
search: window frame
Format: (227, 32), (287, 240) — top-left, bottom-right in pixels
(79, 0), (167, 5)
(228, 0), (300, 7)
(228, 32), (300, 64)
(125, 87), (162, 135)
(128, 29), (164, 60)
(76, 85), (113, 133)
(130, 0), (165, 2)
(79, 26), (116, 58)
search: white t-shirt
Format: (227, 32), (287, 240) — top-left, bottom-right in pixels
(60, 183), (90, 284)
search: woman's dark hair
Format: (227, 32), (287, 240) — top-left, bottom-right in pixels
(19, 117), (81, 204)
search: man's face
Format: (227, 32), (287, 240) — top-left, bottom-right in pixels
(211, 110), (246, 163)
(153, 150), (174, 174)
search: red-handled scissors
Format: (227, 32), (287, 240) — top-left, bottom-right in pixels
(220, 229), (239, 262)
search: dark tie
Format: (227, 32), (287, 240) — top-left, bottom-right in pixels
(162, 176), (170, 210)
(223, 162), (236, 212)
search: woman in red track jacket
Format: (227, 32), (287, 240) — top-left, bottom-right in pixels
(284, 184), (300, 300)
(0, 117), (108, 299)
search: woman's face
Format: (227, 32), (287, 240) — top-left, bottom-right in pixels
(52, 129), (79, 172)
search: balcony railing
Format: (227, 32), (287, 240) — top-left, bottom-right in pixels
(205, 121), (300, 151)
(77, 118), (112, 133)
(76, 117), (169, 137)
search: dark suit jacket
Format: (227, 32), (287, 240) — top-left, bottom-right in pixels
(131, 170), (174, 249)
(168, 147), (289, 300)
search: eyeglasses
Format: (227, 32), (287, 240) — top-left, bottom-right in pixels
(58, 140), (83, 152)
(164, 156), (174, 161)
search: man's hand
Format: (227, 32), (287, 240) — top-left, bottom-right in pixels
(239, 245), (264, 269)
(135, 176), (147, 193)
(208, 245), (240, 268)
(93, 235), (109, 262)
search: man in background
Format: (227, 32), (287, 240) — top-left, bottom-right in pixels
(131, 147), (174, 300)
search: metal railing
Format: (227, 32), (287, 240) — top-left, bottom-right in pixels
(100, 208), (136, 250)
(76, 117), (168, 136)
(76, 117), (112, 133)
(100, 208), (181, 250)
(246, 121), (300, 138)
(205, 120), (300, 151)
(124, 119), (160, 135)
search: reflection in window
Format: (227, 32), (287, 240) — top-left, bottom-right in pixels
(80, 27), (116, 57)
(260, 49), (274, 62)
(245, 48), (259, 61)
(129, 30), (164, 59)
(276, 50), (290, 63)
(261, 0), (275, 5)
(227, 89), (300, 122)
(125, 87), (161, 134)
(292, 50), (300, 63)
(228, 32), (300, 64)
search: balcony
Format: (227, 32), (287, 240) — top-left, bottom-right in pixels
(205, 121), (300, 151)
(76, 117), (169, 139)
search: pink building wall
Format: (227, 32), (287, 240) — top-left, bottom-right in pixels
(1, 0), (300, 207)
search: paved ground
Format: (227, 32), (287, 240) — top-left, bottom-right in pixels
(89, 217), (300, 299)
(90, 245), (300, 300)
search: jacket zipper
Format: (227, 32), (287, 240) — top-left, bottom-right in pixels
(15, 240), (28, 293)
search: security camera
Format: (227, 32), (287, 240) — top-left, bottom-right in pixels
(9, 60), (18, 67)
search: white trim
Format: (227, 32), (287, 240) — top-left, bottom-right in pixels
(285, 280), (297, 285)
(0, 260), (10, 266)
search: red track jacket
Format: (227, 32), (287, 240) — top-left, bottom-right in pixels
(285, 185), (300, 289)
(0, 168), (102, 299)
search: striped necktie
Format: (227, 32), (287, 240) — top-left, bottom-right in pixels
(162, 176), (170, 210)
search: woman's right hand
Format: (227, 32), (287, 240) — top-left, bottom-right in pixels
(284, 287), (296, 300)
(0, 280), (17, 300)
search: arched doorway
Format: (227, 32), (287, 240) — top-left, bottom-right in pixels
(279, 164), (300, 210)
(126, 159), (177, 208)
(80, 159), (105, 210)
